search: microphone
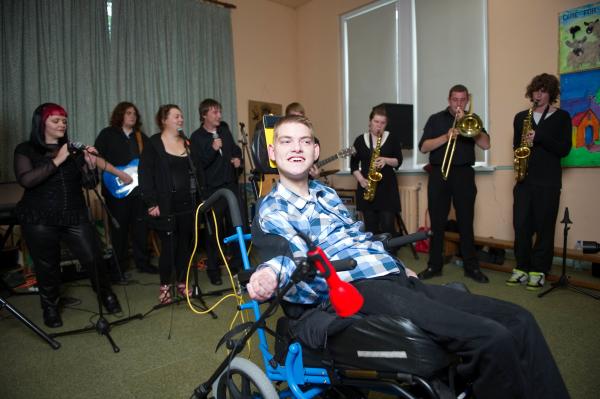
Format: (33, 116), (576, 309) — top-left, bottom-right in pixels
(68, 142), (99, 156)
(212, 132), (222, 155)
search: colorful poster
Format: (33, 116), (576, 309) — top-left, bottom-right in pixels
(560, 70), (600, 167)
(558, 2), (600, 74)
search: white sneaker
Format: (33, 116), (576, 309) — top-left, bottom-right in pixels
(526, 272), (545, 291)
(506, 268), (528, 286)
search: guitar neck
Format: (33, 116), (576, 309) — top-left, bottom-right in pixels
(315, 154), (339, 168)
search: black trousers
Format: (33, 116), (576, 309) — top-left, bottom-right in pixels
(427, 166), (479, 271)
(105, 194), (149, 273)
(22, 221), (111, 309)
(352, 275), (569, 399)
(363, 210), (397, 235)
(204, 184), (242, 278)
(513, 183), (561, 273)
(155, 202), (195, 285)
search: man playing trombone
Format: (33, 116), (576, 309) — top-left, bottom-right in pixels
(417, 84), (490, 283)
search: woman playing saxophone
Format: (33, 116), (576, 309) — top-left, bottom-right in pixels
(350, 104), (402, 235)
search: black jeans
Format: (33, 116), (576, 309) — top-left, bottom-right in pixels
(22, 221), (111, 309)
(513, 183), (561, 273)
(352, 275), (569, 399)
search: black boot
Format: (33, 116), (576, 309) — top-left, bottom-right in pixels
(39, 290), (63, 328)
(42, 306), (63, 328)
(101, 292), (122, 314)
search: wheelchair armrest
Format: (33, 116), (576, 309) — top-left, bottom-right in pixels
(381, 230), (432, 252)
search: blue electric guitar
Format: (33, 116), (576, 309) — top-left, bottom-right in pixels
(102, 158), (139, 199)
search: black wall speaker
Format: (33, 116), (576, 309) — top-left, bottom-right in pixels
(383, 103), (413, 149)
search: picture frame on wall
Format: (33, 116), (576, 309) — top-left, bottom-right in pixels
(248, 100), (282, 141)
(558, 2), (600, 74)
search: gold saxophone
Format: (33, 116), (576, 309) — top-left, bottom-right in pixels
(363, 133), (383, 202)
(514, 101), (537, 182)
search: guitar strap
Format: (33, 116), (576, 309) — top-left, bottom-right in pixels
(134, 130), (144, 154)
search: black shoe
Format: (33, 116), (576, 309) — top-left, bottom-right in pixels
(417, 268), (442, 280)
(102, 293), (122, 314)
(464, 268), (489, 283)
(137, 264), (159, 274)
(209, 275), (223, 286)
(43, 307), (63, 328)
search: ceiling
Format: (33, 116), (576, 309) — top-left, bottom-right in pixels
(267, 0), (312, 9)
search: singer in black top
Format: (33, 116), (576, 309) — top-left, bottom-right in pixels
(350, 104), (402, 235)
(13, 103), (121, 328)
(95, 102), (156, 280)
(508, 74), (572, 290)
(139, 105), (197, 304)
(190, 98), (242, 285)
(417, 85), (491, 284)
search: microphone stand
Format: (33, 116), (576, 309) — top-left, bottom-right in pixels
(238, 123), (255, 227)
(538, 207), (599, 300)
(51, 174), (144, 352)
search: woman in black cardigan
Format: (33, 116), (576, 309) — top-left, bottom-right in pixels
(139, 104), (198, 304)
(14, 103), (121, 328)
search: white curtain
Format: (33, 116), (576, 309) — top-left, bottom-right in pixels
(109, 0), (238, 137)
(0, 0), (237, 181)
(0, 0), (110, 181)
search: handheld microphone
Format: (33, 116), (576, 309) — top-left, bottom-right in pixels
(68, 142), (99, 156)
(212, 132), (223, 155)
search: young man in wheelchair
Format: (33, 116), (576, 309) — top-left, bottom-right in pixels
(247, 115), (569, 399)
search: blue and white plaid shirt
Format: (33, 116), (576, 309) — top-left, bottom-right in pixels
(257, 180), (404, 304)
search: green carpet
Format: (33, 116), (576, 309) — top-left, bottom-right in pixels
(1, 249), (599, 398)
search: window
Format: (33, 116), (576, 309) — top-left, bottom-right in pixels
(341, 0), (489, 171)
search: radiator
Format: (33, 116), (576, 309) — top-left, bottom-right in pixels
(398, 184), (421, 233)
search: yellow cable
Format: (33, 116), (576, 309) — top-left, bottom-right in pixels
(182, 199), (254, 353)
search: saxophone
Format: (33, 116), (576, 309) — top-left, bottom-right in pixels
(363, 133), (383, 202)
(514, 101), (537, 182)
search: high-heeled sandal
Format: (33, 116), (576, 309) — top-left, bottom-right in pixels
(177, 282), (191, 298)
(159, 284), (172, 304)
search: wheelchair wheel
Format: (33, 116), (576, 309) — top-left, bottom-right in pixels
(212, 357), (278, 399)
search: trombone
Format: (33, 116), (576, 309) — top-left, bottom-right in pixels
(440, 94), (483, 180)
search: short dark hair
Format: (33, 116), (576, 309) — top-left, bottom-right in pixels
(109, 102), (142, 131)
(155, 104), (181, 130)
(369, 104), (387, 121)
(525, 73), (560, 104)
(448, 84), (469, 98)
(273, 115), (314, 139)
(285, 102), (305, 116)
(198, 98), (221, 122)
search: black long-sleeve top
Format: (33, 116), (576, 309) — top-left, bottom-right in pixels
(13, 142), (97, 225)
(418, 108), (488, 166)
(513, 108), (572, 188)
(138, 134), (198, 230)
(94, 126), (150, 197)
(190, 122), (241, 195)
(350, 131), (402, 212)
